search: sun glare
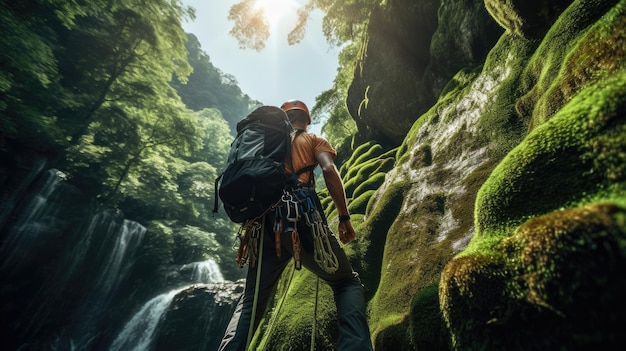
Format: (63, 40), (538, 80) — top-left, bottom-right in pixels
(256, 0), (297, 27)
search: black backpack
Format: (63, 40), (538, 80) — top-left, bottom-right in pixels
(213, 105), (298, 223)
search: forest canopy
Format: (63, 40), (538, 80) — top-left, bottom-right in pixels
(0, 0), (263, 273)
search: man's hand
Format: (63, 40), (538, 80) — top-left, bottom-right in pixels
(338, 220), (356, 244)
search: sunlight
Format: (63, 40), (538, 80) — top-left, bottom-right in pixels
(255, 0), (298, 28)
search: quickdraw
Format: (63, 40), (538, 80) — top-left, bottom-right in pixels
(236, 219), (262, 268)
(273, 207), (283, 258)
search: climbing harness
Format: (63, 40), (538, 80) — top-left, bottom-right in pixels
(278, 187), (339, 274)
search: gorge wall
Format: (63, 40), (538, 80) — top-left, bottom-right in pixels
(256, 0), (626, 350)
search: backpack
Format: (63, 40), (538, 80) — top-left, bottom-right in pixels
(213, 105), (297, 223)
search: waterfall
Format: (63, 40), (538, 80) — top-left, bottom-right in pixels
(1, 167), (238, 351)
(69, 218), (147, 348)
(0, 169), (148, 350)
(93, 219), (147, 298)
(184, 259), (225, 284)
(109, 258), (226, 351)
(109, 288), (185, 351)
(0, 169), (67, 275)
(0, 158), (46, 229)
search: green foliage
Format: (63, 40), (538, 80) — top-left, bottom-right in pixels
(171, 35), (259, 131)
(1, 0), (245, 280)
(191, 108), (233, 167)
(0, 1), (65, 151)
(172, 225), (220, 264)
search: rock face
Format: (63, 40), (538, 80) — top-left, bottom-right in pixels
(346, 0), (503, 146)
(154, 282), (244, 351)
(259, 0), (626, 350)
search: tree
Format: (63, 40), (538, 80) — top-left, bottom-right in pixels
(171, 34), (261, 133)
(54, 0), (193, 145)
(226, 0), (377, 50)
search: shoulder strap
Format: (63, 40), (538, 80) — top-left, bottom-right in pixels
(287, 129), (314, 187)
(287, 129), (305, 172)
(294, 163), (317, 187)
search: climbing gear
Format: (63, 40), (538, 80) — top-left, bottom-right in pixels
(273, 208), (283, 258)
(236, 219), (262, 268)
(280, 99), (311, 124)
(279, 187), (339, 274)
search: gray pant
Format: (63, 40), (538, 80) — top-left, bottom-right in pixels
(218, 212), (373, 351)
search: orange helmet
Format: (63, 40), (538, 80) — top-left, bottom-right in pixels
(280, 99), (310, 124)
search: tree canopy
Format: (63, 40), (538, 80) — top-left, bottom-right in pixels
(0, 0), (262, 273)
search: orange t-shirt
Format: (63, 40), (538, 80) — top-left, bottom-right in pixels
(286, 131), (336, 185)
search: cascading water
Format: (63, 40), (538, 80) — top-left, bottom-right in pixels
(0, 169), (149, 350)
(184, 259), (225, 284)
(1, 167), (242, 351)
(108, 258), (227, 351)
(109, 288), (186, 351)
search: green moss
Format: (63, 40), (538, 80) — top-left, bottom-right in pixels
(349, 189), (376, 214)
(340, 141), (375, 177)
(254, 268), (338, 350)
(517, 0), (624, 130)
(352, 172), (386, 200)
(345, 143), (384, 180)
(352, 180), (410, 299)
(409, 282), (451, 350)
(367, 191), (455, 341)
(374, 155), (396, 174)
(372, 315), (411, 351)
(471, 69), (626, 256)
(441, 202), (626, 350)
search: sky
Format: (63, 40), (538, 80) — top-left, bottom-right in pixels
(180, 0), (341, 132)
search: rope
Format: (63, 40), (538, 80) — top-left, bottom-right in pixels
(311, 276), (319, 351)
(246, 217), (265, 350)
(262, 267), (296, 350)
(312, 222), (339, 274)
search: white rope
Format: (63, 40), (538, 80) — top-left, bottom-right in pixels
(246, 217), (265, 350)
(312, 221), (339, 274)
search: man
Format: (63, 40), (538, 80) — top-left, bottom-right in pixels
(218, 100), (373, 350)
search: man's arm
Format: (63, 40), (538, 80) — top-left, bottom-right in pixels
(316, 151), (355, 243)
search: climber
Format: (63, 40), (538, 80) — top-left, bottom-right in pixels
(218, 99), (373, 350)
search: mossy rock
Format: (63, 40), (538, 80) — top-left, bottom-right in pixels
(441, 202), (626, 350)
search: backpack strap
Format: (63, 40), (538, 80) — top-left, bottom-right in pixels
(295, 163), (317, 188)
(286, 129), (306, 188)
(213, 172), (223, 215)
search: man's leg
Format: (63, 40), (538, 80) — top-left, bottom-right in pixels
(218, 218), (292, 351)
(294, 224), (373, 351)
